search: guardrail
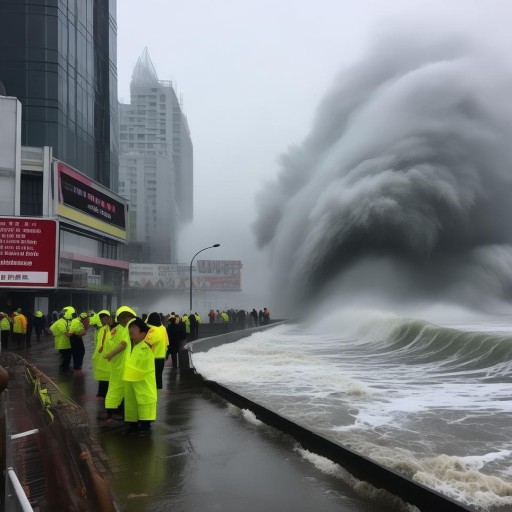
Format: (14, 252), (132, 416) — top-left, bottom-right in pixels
(0, 353), (117, 512)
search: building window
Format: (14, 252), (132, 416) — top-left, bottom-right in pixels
(20, 173), (43, 216)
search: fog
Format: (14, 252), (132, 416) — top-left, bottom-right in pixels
(253, 30), (512, 315)
(117, 1), (512, 317)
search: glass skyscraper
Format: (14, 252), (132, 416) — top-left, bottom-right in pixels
(0, 0), (118, 189)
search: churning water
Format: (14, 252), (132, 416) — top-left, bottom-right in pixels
(192, 308), (512, 510)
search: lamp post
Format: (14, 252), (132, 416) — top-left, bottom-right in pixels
(189, 244), (220, 312)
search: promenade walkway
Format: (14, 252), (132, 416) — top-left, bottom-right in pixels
(2, 335), (392, 512)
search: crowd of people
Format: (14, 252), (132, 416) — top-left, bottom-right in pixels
(50, 307), (206, 436)
(0, 308), (48, 350)
(207, 307), (271, 327)
(0, 305), (272, 437)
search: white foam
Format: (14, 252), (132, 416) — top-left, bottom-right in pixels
(192, 306), (512, 507)
(294, 447), (356, 484)
(240, 409), (263, 427)
(412, 454), (512, 509)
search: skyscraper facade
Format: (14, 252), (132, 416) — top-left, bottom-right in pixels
(119, 49), (193, 264)
(0, 1), (126, 315)
(0, 0), (118, 189)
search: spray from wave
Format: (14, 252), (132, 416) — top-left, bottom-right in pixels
(253, 31), (512, 314)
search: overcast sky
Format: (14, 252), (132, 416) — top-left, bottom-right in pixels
(117, 0), (511, 310)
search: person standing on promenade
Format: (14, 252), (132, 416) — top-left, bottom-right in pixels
(181, 314), (191, 341)
(0, 312), (11, 349)
(250, 308), (258, 327)
(50, 307), (75, 373)
(188, 312), (198, 341)
(102, 306), (136, 424)
(69, 312), (88, 375)
(92, 310), (113, 400)
(146, 312), (166, 389)
(125, 317), (157, 436)
(166, 315), (185, 369)
(33, 311), (47, 343)
(194, 312), (201, 339)
(88, 310), (103, 346)
(12, 308), (27, 349)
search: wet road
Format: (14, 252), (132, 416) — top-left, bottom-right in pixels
(5, 335), (399, 512)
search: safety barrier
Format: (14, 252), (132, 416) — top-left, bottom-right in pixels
(0, 352), (117, 512)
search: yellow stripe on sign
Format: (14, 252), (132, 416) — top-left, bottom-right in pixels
(57, 204), (127, 240)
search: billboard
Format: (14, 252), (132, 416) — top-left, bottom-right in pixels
(129, 260), (242, 290)
(0, 217), (58, 288)
(55, 161), (127, 241)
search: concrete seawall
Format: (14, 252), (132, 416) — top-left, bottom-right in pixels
(186, 320), (287, 354)
(187, 324), (473, 512)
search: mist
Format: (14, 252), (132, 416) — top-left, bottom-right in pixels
(253, 30), (512, 314)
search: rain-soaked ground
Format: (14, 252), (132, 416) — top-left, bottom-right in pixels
(3, 334), (400, 512)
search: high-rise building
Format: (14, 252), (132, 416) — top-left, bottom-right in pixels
(0, 0), (118, 189)
(119, 48), (193, 263)
(0, 1), (126, 315)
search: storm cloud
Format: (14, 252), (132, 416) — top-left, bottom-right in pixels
(253, 32), (512, 311)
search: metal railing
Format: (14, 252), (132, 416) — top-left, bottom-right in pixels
(7, 465), (34, 512)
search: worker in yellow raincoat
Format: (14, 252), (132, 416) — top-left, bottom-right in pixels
(125, 317), (157, 436)
(146, 312), (167, 389)
(101, 306), (136, 424)
(92, 310), (113, 400)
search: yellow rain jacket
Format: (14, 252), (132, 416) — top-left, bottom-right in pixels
(0, 317), (10, 331)
(13, 313), (27, 334)
(92, 324), (112, 381)
(50, 317), (71, 350)
(123, 340), (157, 422)
(145, 325), (167, 359)
(104, 323), (130, 409)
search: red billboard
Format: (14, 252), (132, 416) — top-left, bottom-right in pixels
(0, 217), (58, 288)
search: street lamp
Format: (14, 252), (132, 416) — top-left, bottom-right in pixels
(189, 244), (220, 311)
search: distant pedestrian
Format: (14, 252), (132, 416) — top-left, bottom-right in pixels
(12, 309), (27, 349)
(194, 312), (201, 339)
(188, 312), (198, 341)
(146, 312), (166, 389)
(250, 308), (258, 327)
(258, 310), (264, 325)
(69, 312), (88, 375)
(208, 309), (215, 324)
(33, 311), (47, 343)
(166, 316), (186, 369)
(50, 307), (75, 373)
(181, 314), (191, 340)
(92, 310), (113, 400)
(0, 312), (11, 349)
(237, 309), (246, 329)
(263, 307), (270, 325)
